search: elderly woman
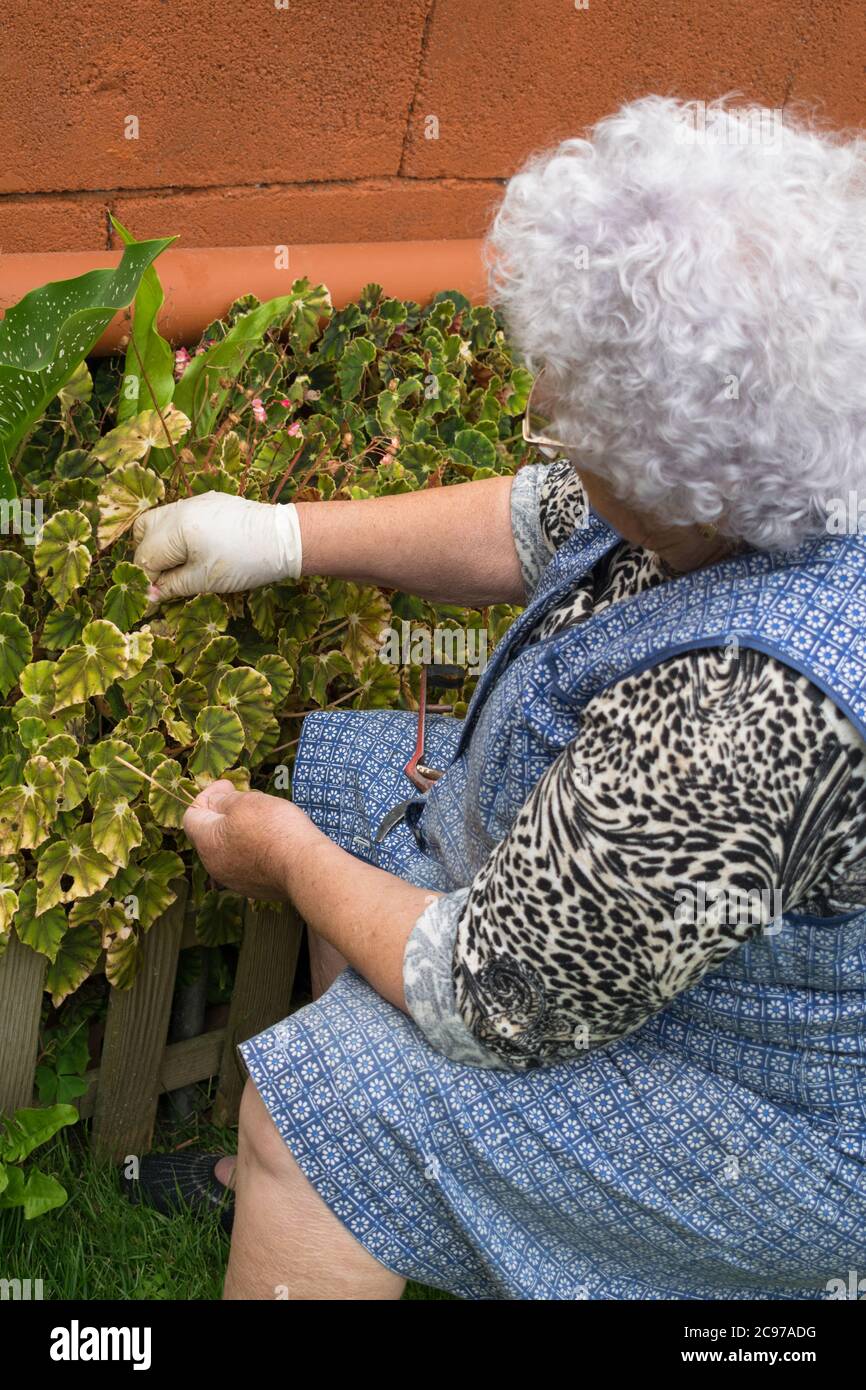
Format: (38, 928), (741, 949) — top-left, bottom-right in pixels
(131, 97), (866, 1300)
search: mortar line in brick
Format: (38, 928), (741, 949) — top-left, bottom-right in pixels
(398, 0), (438, 177)
(0, 173), (504, 204)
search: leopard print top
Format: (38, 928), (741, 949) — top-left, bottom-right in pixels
(446, 462), (866, 1068)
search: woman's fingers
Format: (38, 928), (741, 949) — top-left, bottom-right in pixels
(133, 501), (191, 580)
(182, 780), (241, 845)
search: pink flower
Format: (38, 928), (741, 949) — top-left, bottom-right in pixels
(286, 421), (302, 437)
(251, 397), (267, 424)
(174, 347), (191, 378)
(279, 397), (291, 408)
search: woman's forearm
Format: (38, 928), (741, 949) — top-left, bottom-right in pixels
(282, 818), (435, 1011)
(296, 475), (526, 605)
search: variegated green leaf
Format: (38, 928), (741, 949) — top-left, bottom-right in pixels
(216, 666), (273, 754)
(41, 734), (87, 812)
(91, 796), (143, 868)
(103, 561), (150, 631)
(36, 826), (116, 914)
(13, 879), (66, 963)
(96, 462), (165, 549)
(44, 922), (101, 1006)
(53, 619), (127, 711)
(188, 705), (244, 780)
(86, 738), (143, 803)
(0, 612), (32, 697)
(33, 508), (92, 607)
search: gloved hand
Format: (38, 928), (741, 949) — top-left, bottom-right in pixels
(132, 492), (303, 599)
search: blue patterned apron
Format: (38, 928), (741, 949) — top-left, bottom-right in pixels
(240, 512), (866, 1300)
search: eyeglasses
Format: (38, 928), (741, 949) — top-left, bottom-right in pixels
(522, 368), (572, 458)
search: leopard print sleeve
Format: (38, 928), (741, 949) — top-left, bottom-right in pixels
(403, 647), (866, 1070)
(510, 459), (589, 598)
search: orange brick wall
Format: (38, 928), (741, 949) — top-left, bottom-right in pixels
(1, 0), (863, 254)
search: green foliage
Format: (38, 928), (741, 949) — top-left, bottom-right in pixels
(0, 1102), (77, 1219)
(2, 247), (532, 1012)
(0, 236), (174, 500)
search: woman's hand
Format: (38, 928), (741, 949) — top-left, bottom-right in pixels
(183, 778), (437, 1012)
(133, 493), (303, 600)
(183, 780), (323, 901)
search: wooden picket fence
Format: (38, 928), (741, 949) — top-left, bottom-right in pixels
(0, 881), (304, 1160)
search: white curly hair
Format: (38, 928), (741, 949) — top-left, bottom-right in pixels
(487, 95), (866, 550)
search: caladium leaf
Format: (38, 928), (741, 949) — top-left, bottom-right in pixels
(96, 462), (165, 548)
(91, 796), (143, 868)
(13, 879), (66, 963)
(147, 759), (195, 828)
(87, 738), (143, 802)
(41, 734), (87, 811)
(44, 921), (101, 1007)
(0, 612), (32, 697)
(0, 235), (173, 502)
(58, 358), (93, 411)
(217, 666), (273, 754)
(52, 619), (127, 711)
(36, 825), (116, 913)
(173, 282), (330, 439)
(0, 756), (62, 854)
(189, 705), (244, 779)
(175, 594), (229, 675)
(103, 561), (150, 631)
(112, 216), (175, 424)
(33, 508), (93, 608)
(114, 848), (184, 929)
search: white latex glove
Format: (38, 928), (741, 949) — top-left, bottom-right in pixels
(132, 492), (303, 599)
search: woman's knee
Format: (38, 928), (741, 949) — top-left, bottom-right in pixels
(238, 1077), (298, 1183)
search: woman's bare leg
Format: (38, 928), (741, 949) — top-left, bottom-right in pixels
(213, 930), (347, 1192)
(224, 1078), (405, 1300)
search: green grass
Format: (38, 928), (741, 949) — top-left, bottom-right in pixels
(0, 1115), (454, 1300)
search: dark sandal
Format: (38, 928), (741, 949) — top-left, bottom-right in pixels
(121, 1150), (235, 1236)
